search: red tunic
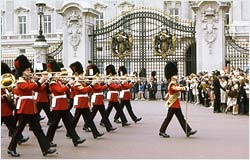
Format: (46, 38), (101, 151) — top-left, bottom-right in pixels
(120, 82), (132, 100)
(166, 82), (182, 108)
(49, 80), (69, 110)
(91, 83), (107, 105)
(15, 78), (38, 114)
(73, 82), (92, 108)
(1, 89), (13, 117)
(108, 82), (121, 102)
(36, 84), (49, 102)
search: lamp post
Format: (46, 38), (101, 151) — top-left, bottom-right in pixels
(33, 0), (49, 70)
(36, 1), (46, 42)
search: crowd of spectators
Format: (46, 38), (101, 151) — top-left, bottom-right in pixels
(128, 67), (249, 116)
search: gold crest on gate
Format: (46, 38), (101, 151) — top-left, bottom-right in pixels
(111, 29), (133, 60)
(153, 28), (176, 59)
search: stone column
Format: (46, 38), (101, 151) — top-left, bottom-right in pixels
(32, 41), (49, 70)
(57, 2), (99, 69)
(191, 2), (230, 72)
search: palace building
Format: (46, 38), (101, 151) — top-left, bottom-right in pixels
(1, 0), (249, 80)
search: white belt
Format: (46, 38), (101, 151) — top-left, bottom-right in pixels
(91, 92), (103, 103)
(16, 96), (34, 109)
(51, 94), (67, 108)
(34, 92), (38, 100)
(107, 91), (119, 100)
(73, 94), (88, 106)
(119, 89), (130, 98)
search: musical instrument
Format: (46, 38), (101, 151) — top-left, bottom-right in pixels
(1, 73), (16, 89)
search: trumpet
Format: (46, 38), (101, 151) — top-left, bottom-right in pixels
(1, 73), (16, 89)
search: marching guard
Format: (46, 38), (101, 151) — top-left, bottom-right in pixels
(102, 65), (130, 127)
(114, 66), (142, 123)
(70, 61), (104, 138)
(7, 55), (56, 157)
(46, 61), (86, 147)
(159, 62), (197, 138)
(1, 62), (30, 144)
(87, 64), (117, 132)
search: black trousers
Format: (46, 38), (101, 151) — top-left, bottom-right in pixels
(91, 105), (113, 131)
(47, 110), (80, 143)
(1, 115), (24, 139)
(73, 108), (100, 137)
(8, 114), (50, 153)
(104, 102), (128, 124)
(160, 107), (192, 134)
(213, 94), (221, 112)
(37, 102), (52, 122)
(114, 100), (138, 121)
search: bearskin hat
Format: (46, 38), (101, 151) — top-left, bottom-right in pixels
(212, 70), (220, 76)
(151, 71), (156, 77)
(164, 61), (178, 80)
(106, 64), (116, 76)
(14, 55), (32, 77)
(118, 66), (127, 76)
(70, 61), (84, 75)
(86, 64), (100, 76)
(139, 68), (146, 77)
(1, 62), (11, 75)
(47, 61), (60, 72)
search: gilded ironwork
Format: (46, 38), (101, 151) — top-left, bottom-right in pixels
(111, 30), (133, 60)
(153, 28), (176, 59)
(90, 8), (196, 80)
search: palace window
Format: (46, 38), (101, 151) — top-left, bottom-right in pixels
(44, 15), (52, 34)
(18, 16), (26, 34)
(169, 8), (179, 19)
(96, 12), (104, 27)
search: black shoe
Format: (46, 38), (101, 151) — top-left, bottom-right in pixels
(56, 125), (63, 129)
(159, 132), (170, 138)
(187, 130), (197, 137)
(43, 148), (57, 156)
(39, 116), (46, 121)
(17, 137), (30, 145)
(107, 127), (117, 132)
(134, 117), (142, 123)
(122, 123), (131, 127)
(100, 122), (105, 127)
(83, 127), (92, 132)
(66, 133), (71, 138)
(114, 119), (122, 124)
(8, 150), (20, 157)
(94, 132), (104, 139)
(50, 142), (57, 147)
(73, 138), (86, 147)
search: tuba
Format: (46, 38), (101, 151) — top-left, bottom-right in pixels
(1, 73), (16, 88)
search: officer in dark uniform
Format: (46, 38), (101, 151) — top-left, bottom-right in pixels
(159, 62), (197, 138)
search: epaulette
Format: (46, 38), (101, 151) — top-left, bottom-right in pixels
(16, 77), (26, 84)
(77, 86), (84, 90)
(49, 80), (57, 85)
(74, 82), (81, 87)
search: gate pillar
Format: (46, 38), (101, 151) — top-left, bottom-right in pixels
(57, 2), (99, 68)
(191, 2), (230, 72)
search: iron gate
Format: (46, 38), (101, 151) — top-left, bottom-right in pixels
(90, 8), (196, 80)
(225, 26), (249, 71)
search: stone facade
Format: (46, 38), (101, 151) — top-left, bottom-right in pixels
(0, 0), (249, 71)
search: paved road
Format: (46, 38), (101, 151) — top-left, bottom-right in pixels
(1, 100), (249, 159)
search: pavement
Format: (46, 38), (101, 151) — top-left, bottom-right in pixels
(1, 100), (249, 159)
